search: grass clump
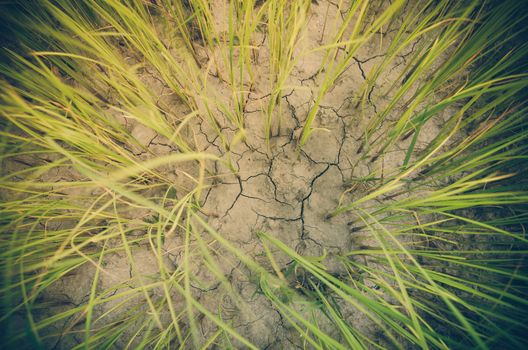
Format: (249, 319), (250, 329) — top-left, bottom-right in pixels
(1, 0), (527, 349)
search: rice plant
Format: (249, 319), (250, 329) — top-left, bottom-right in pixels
(1, 0), (527, 349)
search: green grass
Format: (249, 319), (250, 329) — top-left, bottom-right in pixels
(1, 0), (527, 349)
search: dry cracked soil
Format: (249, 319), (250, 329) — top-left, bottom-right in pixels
(2, 1), (464, 348)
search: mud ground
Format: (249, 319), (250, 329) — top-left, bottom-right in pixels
(2, 1), (464, 348)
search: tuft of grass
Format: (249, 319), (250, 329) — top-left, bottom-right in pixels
(1, 0), (527, 349)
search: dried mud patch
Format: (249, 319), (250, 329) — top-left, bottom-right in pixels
(1, 1), (470, 349)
